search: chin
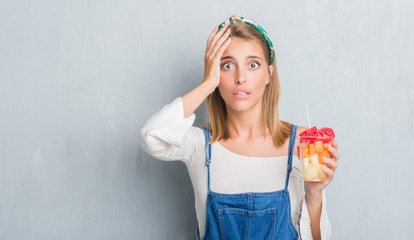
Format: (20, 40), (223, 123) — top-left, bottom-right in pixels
(225, 100), (258, 113)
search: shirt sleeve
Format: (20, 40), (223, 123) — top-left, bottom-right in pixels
(320, 190), (332, 239)
(299, 186), (332, 240)
(138, 97), (198, 164)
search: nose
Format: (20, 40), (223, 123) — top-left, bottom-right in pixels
(234, 67), (246, 84)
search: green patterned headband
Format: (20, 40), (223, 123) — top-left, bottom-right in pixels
(218, 15), (275, 65)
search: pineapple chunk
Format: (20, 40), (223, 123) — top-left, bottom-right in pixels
(317, 166), (327, 180)
(302, 157), (309, 169)
(310, 153), (319, 166)
(303, 164), (318, 180)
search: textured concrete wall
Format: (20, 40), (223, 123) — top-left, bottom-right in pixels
(1, 0), (413, 239)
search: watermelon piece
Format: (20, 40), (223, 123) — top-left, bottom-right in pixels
(299, 126), (335, 143)
(320, 127), (335, 138)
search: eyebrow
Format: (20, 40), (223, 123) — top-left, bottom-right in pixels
(220, 55), (262, 61)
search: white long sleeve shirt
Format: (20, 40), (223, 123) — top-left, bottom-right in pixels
(139, 97), (332, 239)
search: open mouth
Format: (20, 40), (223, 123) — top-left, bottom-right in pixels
(233, 92), (249, 96)
(232, 89), (251, 98)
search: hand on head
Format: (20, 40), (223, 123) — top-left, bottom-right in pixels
(202, 24), (232, 87)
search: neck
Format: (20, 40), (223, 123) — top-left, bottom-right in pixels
(225, 101), (268, 140)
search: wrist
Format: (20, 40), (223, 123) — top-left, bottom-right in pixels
(201, 78), (219, 94)
(305, 190), (322, 205)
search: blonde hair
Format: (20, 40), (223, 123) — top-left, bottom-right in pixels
(206, 22), (292, 147)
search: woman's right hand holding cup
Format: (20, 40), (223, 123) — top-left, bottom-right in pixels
(202, 24), (232, 87)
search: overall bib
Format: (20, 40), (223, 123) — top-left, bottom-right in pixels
(196, 124), (299, 240)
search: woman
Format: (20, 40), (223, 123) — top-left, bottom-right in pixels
(140, 15), (339, 240)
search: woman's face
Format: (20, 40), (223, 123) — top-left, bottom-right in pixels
(219, 37), (273, 113)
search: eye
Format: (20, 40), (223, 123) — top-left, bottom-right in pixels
(221, 62), (233, 70)
(249, 62), (260, 69)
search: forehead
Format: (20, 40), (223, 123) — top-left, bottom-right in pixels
(222, 37), (267, 60)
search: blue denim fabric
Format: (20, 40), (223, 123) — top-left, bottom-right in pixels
(196, 125), (299, 240)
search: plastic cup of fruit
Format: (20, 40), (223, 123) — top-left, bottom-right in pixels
(299, 134), (334, 182)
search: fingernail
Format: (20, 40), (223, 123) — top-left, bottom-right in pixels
(323, 157), (328, 162)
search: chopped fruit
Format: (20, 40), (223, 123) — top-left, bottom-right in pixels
(318, 166), (327, 180)
(310, 148), (316, 154)
(318, 154), (324, 165)
(301, 145), (309, 153)
(320, 128), (335, 138)
(309, 143), (315, 154)
(303, 163), (318, 180)
(310, 154), (319, 165)
(301, 150), (310, 158)
(301, 145), (310, 158)
(317, 150), (330, 166)
(302, 157), (309, 169)
(315, 141), (323, 153)
(299, 127), (335, 182)
(322, 150), (330, 158)
(299, 127), (335, 143)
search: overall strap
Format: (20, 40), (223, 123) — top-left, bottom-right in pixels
(285, 124), (298, 190)
(201, 127), (212, 192)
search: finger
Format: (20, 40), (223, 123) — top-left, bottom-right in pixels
(207, 25), (227, 54)
(213, 37), (231, 65)
(321, 165), (334, 180)
(327, 144), (339, 160)
(213, 35), (231, 60)
(206, 25), (218, 51)
(206, 25), (230, 57)
(322, 157), (337, 170)
(206, 26), (230, 58)
(332, 140), (338, 150)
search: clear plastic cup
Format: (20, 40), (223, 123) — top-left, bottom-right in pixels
(299, 135), (334, 182)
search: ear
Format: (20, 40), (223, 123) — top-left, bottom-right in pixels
(266, 65), (273, 85)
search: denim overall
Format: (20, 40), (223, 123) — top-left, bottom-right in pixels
(196, 124), (299, 240)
